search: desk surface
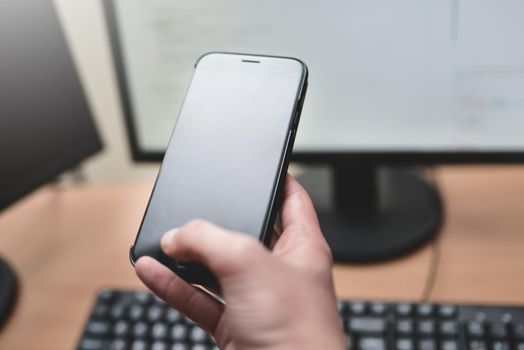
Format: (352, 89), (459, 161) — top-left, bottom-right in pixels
(1, 166), (523, 349)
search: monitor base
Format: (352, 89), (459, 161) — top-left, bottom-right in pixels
(296, 164), (443, 263)
(0, 257), (18, 329)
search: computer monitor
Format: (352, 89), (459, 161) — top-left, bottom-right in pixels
(103, 0), (524, 261)
(0, 0), (102, 328)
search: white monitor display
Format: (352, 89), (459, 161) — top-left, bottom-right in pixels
(108, 0), (524, 155)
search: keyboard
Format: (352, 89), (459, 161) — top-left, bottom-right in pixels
(77, 289), (524, 350)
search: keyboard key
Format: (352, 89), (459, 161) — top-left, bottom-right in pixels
(86, 321), (111, 336)
(190, 326), (208, 342)
(348, 317), (387, 334)
(396, 320), (414, 335)
(466, 321), (485, 338)
(491, 341), (510, 350)
(191, 345), (208, 350)
(438, 305), (457, 318)
(132, 322), (149, 338)
(128, 305), (144, 321)
(469, 340), (487, 350)
(418, 339), (436, 350)
(79, 338), (106, 350)
(489, 322), (508, 338)
(134, 291), (153, 305)
(92, 303), (109, 318)
(350, 302), (367, 315)
(110, 304), (126, 320)
(441, 340), (459, 350)
(396, 338), (415, 350)
(370, 302), (388, 316)
(358, 337), (386, 350)
(165, 308), (182, 323)
(396, 303), (413, 317)
(172, 344), (189, 350)
(417, 304), (434, 318)
(417, 320), (435, 335)
(118, 293), (137, 306)
(148, 305), (165, 322)
(113, 320), (129, 337)
(98, 290), (114, 302)
(171, 324), (189, 341)
(131, 340), (147, 350)
(152, 322), (169, 339)
(439, 321), (458, 337)
(109, 339), (127, 350)
(152, 341), (169, 350)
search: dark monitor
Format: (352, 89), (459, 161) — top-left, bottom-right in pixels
(0, 0), (102, 328)
(103, 0), (524, 261)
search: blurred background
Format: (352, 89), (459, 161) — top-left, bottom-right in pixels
(1, 1), (524, 349)
(52, 0), (524, 182)
(53, 0), (159, 183)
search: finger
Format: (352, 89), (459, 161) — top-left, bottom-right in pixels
(274, 175), (333, 267)
(161, 219), (268, 279)
(280, 174), (322, 236)
(135, 256), (223, 334)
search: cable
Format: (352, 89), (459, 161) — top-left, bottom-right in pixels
(420, 167), (443, 302)
(420, 233), (442, 302)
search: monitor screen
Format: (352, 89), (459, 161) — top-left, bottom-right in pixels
(0, 0), (102, 209)
(105, 0), (524, 159)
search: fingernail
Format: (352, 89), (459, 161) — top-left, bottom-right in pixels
(161, 228), (178, 253)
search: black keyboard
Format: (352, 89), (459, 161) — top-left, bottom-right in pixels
(77, 289), (524, 350)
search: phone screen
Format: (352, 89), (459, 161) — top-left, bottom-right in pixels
(134, 53), (306, 259)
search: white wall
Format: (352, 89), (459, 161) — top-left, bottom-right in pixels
(53, 0), (159, 183)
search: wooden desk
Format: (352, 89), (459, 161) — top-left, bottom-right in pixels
(0, 166), (523, 349)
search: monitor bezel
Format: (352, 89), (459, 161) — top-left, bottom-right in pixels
(103, 0), (524, 165)
(1, 0), (103, 211)
(1, 145), (101, 211)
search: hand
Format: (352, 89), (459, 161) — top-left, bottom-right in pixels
(135, 175), (346, 349)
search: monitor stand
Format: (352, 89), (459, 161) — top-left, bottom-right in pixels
(0, 256), (18, 329)
(295, 162), (442, 263)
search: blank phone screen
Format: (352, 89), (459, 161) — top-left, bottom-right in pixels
(134, 53), (305, 258)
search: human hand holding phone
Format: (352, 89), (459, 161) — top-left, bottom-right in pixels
(135, 175), (346, 350)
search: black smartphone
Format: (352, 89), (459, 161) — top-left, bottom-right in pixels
(130, 52), (308, 288)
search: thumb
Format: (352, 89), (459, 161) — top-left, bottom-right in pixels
(161, 219), (269, 280)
